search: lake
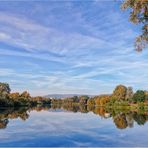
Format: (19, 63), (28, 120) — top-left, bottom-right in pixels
(0, 106), (148, 147)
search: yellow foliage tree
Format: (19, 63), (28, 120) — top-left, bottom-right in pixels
(121, 0), (148, 51)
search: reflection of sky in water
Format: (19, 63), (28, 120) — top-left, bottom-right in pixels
(0, 110), (148, 147)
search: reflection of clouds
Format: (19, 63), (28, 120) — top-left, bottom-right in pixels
(0, 110), (148, 146)
(28, 111), (111, 136)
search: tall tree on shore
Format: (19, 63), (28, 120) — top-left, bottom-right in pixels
(112, 85), (127, 100)
(132, 90), (146, 102)
(125, 87), (134, 100)
(121, 0), (148, 51)
(0, 83), (11, 99)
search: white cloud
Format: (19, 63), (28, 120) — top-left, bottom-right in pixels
(0, 12), (108, 56)
(0, 2), (147, 95)
(0, 32), (11, 40)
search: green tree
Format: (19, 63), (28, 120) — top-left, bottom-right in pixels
(145, 91), (148, 100)
(0, 83), (11, 99)
(121, 0), (148, 51)
(132, 90), (146, 102)
(0, 83), (13, 106)
(72, 96), (79, 103)
(79, 96), (89, 105)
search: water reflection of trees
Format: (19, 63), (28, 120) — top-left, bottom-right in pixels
(0, 105), (51, 129)
(0, 105), (148, 130)
(0, 119), (8, 129)
(113, 112), (148, 129)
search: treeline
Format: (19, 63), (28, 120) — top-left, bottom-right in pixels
(0, 82), (51, 107)
(51, 85), (148, 108)
(0, 82), (148, 108)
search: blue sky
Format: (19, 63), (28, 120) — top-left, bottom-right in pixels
(0, 0), (147, 96)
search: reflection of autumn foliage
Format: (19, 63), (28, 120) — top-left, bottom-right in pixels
(94, 107), (109, 118)
(0, 104), (148, 131)
(126, 113), (134, 128)
(62, 104), (80, 113)
(79, 105), (88, 113)
(113, 114), (128, 129)
(29, 105), (51, 112)
(0, 105), (52, 129)
(0, 108), (30, 128)
(56, 104), (89, 113)
(0, 119), (8, 129)
(79, 96), (89, 105)
(113, 111), (148, 129)
(87, 98), (95, 107)
(19, 112), (29, 121)
(87, 105), (95, 112)
(7, 110), (29, 121)
(0, 108), (29, 121)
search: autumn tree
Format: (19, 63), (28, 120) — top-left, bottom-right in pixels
(121, 0), (148, 51)
(99, 96), (110, 106)
(87, 98), (95, 106)
(95, 95), (110, 106)
(9, 92), (20, 101)
(112, 85), (127, 100)
(95, 96), (100, 106)
(20, 91), (31, 100)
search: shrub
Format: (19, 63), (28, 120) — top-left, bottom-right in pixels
(132, 90), (145, 103)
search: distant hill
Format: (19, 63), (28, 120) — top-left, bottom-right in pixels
(44, 94), (95, 99)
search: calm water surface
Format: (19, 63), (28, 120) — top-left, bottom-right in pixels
(0, 108), (148, 147)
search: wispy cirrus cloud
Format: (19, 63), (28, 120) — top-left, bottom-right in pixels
(0, 1), (147, 95)
(0, 12), (107, 55)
